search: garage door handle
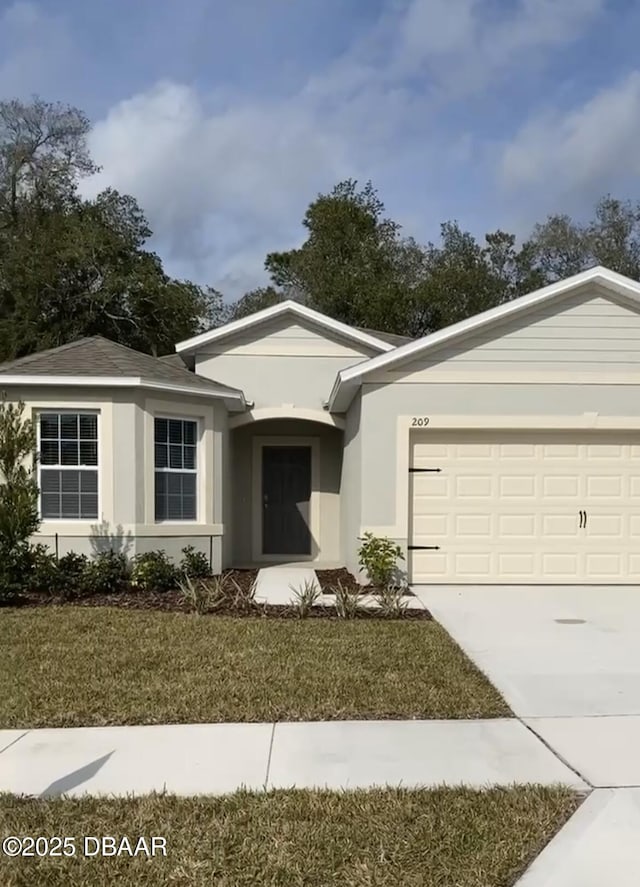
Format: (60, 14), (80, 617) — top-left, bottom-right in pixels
(579, 510), (588, 529)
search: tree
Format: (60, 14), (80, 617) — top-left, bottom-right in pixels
(227, 286), (285, 321)
(0, 398), (40, 601)
(0, 97), (219, 360)
(265, 179), (411, 333)
(523, 196), (640, 282)
(0, 97), (97, 222)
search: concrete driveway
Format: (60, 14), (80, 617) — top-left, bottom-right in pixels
(416, 585), (640, 719)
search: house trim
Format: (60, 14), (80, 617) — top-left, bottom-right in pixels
(175, 300), (396, 355)
(229, 406), (345, 430)
(0, 375), (246, 410)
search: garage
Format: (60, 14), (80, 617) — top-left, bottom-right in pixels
(409, 430), (640, 584)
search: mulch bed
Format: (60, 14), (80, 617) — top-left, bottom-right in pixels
(315, 567), (415, 596)
(2, 568), (429, 619)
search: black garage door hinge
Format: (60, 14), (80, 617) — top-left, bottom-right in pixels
(408, 545), (441, 551)
(409, 467), (442, 473)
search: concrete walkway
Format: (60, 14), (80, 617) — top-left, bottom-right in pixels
(253, 565), (319, 606)
(517, 789), (640, 886)
(0, 719), (585, 798)
(416, 585), (640, 885)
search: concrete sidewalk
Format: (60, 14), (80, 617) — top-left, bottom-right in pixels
(0, 719), (585, 798)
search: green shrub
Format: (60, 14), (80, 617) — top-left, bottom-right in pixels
(357, 532), (405, 588)
(180, 545), (212, 580)
(0, 544), (34, 601)
(29, 544), (62, 595)
(84, 551), (130, 596)
(130, 550), (178, 593)
(57, 552), (91, 600)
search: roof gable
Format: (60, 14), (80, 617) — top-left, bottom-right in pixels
(175, 300), (397, 355)
(328, 266), (640, 410)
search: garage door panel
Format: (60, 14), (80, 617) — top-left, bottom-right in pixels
(454, 552), (492, 575)
(543, 443), (581, 458)
(541, 552), (580, 575)
(586, 514), (623, 537)
(543, 475), (580, 497)
(455, 475), (494, 497)
(542, 514), (580, 537)
(499, 514), (536, 536)
(410, 431), (640, 584)
(499, 475), (537, 497)
(498, 553), (536, 576)
(587, 476), (623, 497)
(455, 514), (492, 536)
(413, 513), (449, 537)
(456, 443), (493, 458)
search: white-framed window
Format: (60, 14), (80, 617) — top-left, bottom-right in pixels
(38, 412), (99, 520)
(154, 417), (198, 521)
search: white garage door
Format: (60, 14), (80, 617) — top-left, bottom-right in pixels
(409, 431), (640, 584)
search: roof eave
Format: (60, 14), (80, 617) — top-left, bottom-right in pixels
(175, 300), (396, 355)
(0, 375), (247, 410)
(328, 265), (640, 401)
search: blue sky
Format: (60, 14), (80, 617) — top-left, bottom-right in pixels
(1, 0), (640, 298)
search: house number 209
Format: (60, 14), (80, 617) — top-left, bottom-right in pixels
(411, 417), (430, 427)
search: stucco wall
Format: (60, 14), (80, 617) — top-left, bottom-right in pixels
(230, 418), (343, 565)
(195, 317), (375, 412)
(1, 385), (227, 571)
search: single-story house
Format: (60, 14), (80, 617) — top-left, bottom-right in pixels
(2, 264), (640, 584)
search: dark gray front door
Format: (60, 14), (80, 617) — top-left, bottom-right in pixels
(262, 446), (312, 555)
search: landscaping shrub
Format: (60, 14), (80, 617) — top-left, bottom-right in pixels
(130, 550), (178, 593)
(357, 532), (405, 588)
(180, 545), (212, 580)
(29, 544), (62, 595)
(84, 551), (130, 595)
(57, 552), (91, 600)
(376, 584), (410, 618)
(290, 578), (321, 617)
(0, 544), (35, 601)
(332, 580), (362, 619)
(178, 575), (226, 615)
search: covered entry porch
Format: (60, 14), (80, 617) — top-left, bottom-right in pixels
(229, 415), (344, 566)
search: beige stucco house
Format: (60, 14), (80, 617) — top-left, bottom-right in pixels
(3, 264), (640, 584)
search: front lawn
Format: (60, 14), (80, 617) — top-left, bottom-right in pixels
(0, 608), (510, 726)
(0, 787), (580, 887)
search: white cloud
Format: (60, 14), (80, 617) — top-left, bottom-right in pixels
(389, 0), (605, 94)
(80, 0), (610, 297)
(84, 82), (353, 295)
(501, 70), (640, 200)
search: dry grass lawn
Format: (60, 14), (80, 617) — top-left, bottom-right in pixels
(0, 607), (510, 726)
(0, 787), (581, 887)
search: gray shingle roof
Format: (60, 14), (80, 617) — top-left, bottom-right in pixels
(0, 336), (244, 399)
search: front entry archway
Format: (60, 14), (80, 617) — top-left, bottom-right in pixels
(230, 418), (342, 566)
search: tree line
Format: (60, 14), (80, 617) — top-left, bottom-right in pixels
(2, 97), (639, 361)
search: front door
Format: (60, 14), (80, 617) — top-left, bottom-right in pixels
(262, 446), (312, 555)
